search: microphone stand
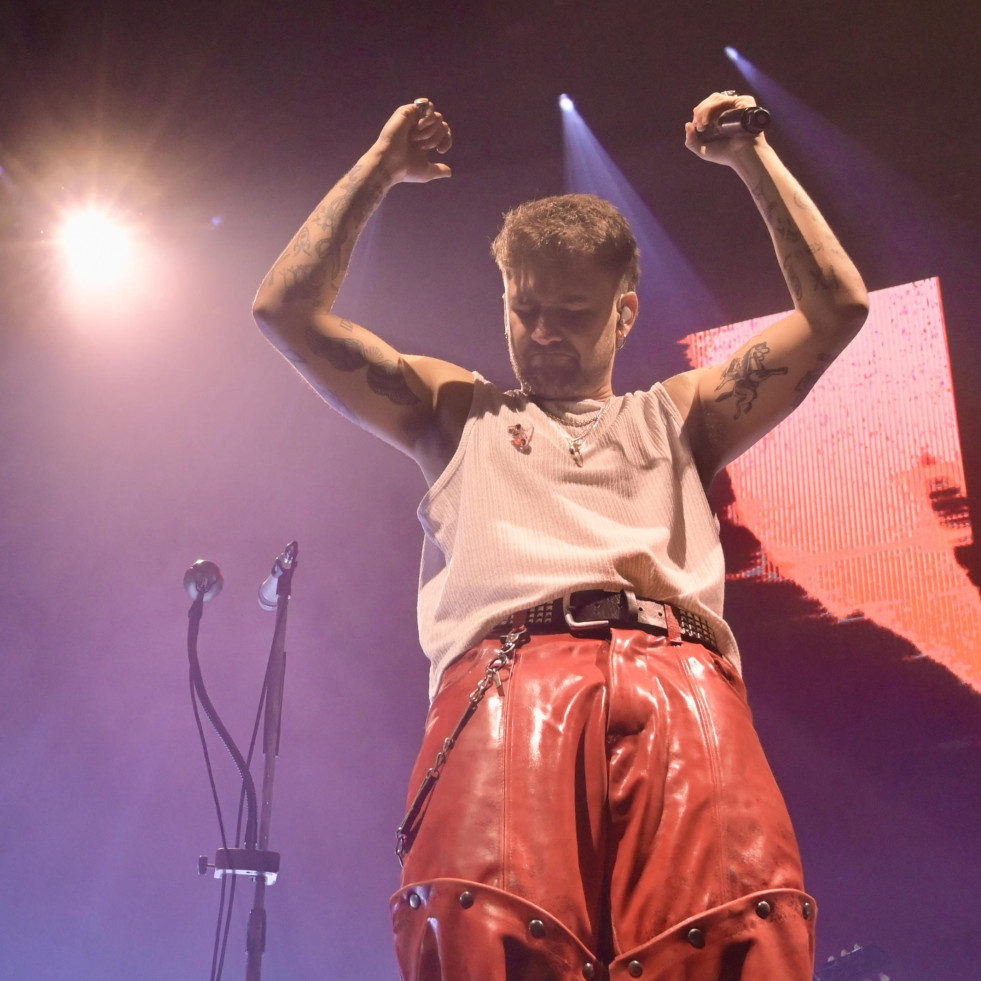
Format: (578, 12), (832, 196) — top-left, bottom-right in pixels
(244, 541), (297, 981)
(189, 544), (298, 981)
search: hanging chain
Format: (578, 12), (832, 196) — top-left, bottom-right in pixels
(395, 626), (528, 865)
(537, 398), (613, 467)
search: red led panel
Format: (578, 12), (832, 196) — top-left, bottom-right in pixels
(683, 278), (981, 692)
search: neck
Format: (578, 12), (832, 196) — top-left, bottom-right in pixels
(524, 386), (615, 404)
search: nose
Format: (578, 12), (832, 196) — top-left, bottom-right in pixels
(530, 314), (564, 345)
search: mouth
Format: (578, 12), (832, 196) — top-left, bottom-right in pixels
(528, 350), (577, 362)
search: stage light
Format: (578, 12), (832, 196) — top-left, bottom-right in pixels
(725, 46), (740, 61)
(559, 93), (575, 113)
(57, 207), (136, 292)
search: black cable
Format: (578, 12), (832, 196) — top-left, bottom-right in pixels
(188, 669), (230, 981)
(187, 595), (259, 980)
(211, 874), (227, 981)
(217, 647), (270, 981)
(189, 672), (230, 853)
(212, 601), (280, 980)
(214, 874), (236, 981)
(187, 597), (259, 849)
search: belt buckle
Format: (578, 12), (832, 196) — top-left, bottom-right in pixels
(563, 589), (638, 631)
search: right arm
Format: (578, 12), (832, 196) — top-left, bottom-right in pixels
(251, 102), (474, 479)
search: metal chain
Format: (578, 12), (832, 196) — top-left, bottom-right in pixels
(395, 626), (528, 865)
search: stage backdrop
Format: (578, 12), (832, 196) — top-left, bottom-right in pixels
(684, 277), (980, 692)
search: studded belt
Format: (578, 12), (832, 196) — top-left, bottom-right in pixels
(487, 589), (720, 654)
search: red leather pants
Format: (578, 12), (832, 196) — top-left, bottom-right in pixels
(391, 629), (816, 981)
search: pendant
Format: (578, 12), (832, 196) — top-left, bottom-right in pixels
(508, 423), (534, 453)
(569, 440), (584, 467)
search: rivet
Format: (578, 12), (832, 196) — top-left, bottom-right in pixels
(459, 891), (474, 909)
(686, 927), (706, 949)
(627, 959), (643, 977)
(582, 963), (596, 980)
(529, 918), (546, 938)
(407, 892), (421, 909)
(756, 900), (772, 919)
(802, 901), (813, 920)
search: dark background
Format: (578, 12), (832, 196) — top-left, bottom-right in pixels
(1, 2), (979, 979)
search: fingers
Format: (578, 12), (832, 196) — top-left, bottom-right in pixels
(690, 90), (756, 132)
(411, 100), (453, 154)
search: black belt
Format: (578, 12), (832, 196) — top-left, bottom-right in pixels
(488, 589), (719, 654)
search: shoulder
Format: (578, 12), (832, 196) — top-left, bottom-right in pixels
(658, 370), (702, 425)
(402, 358), (477, 482)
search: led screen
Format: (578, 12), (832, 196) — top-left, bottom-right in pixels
(684, 278), (980, 692)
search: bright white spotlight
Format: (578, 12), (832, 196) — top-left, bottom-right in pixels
(559, 93), (575, 113)
(57, 208), (136, 292)
(725, 46), (740, 61)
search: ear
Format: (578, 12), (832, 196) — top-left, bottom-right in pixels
(616, 291), (639, 338)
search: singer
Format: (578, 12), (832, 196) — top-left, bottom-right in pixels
(252, 90), (868, 981)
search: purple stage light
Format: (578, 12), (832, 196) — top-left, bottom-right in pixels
(559, 93), (575, 113)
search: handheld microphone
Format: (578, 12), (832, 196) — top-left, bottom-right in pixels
(184, 560), (224, 602)
(697, 106), (771, 142)
(258, 541), (298, 611)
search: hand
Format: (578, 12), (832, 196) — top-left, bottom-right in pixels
(685, 91), (766, 165)
(372, 100), (453, 184)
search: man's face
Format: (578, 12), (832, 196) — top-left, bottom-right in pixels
(504, 258), (625, 400)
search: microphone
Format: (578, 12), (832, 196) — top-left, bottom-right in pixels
(184, 560), (224, 602)
(697, 106), (771, 142)
(258, 541), (298, 611)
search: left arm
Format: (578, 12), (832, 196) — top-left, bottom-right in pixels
(663, 92), (870, 482)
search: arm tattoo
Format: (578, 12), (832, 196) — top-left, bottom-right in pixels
(782, 255), (804, 302)
(303, 326), (420, 407)
(366, 362), (421, 405)
(276, 162), (392, 302)
(791, 353), (834, 408)
(809, 265), (841, 292)
(714, 342), (789, 419)
(750, 178), (803, 243)
(293, 227), (312, 256)
(281, 262), (326, 302)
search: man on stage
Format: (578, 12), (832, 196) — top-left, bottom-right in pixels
(252, 91), (868, 981)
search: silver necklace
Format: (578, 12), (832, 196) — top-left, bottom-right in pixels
(536, 397), (613, 466)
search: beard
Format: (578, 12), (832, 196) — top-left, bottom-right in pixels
(510, 348), (586, 398)
(509, 332), (617, 400)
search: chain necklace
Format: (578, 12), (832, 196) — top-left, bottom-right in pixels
(536, 397), (613, 466)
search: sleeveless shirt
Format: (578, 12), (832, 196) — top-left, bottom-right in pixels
(417, 374), (738, 699)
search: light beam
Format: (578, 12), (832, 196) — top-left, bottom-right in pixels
(560, 98), (724, 376)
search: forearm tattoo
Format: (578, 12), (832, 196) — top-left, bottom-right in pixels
(304, 326), (420, 406)
(714, 342), (789, 419)
(275, 162), (392, 305)
(750, 177), (803, 244)
(751, 179), (847, 306)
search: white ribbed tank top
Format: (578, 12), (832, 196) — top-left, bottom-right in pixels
(417, 374), (738, 699)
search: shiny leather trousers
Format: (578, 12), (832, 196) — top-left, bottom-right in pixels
(391, 629), (816, 981)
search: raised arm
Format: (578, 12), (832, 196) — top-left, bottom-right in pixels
(662, 91), (870, 482)
(252, 101), (474, 480)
